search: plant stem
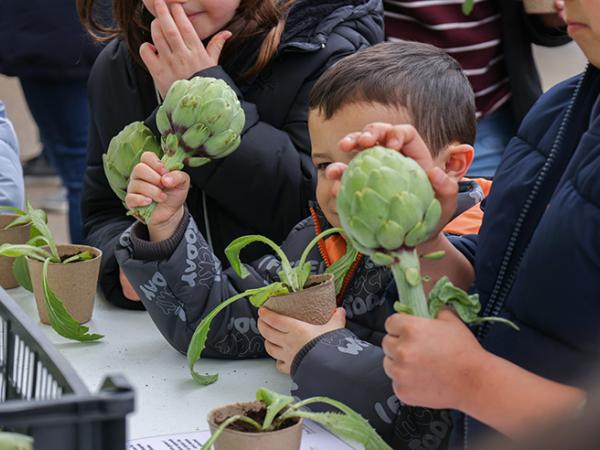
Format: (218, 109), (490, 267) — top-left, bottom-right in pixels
(391, 249), (429, 318)
(201, 414), (262, 450)
(161, 149), (186, 171)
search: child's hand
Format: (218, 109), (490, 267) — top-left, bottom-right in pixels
(139, 0), (232, 98)
(382, 309), (488, 410)
(257, 307), (347, 375)
(326, 123), (458, 241)
(125, 151), (190, 241)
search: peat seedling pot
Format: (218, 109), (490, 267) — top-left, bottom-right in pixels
(0, 214), (31, 289)
(207, 401), (303, 450)
(27, 244), (102, 324)
(523, 0), (555, 13)
(264, 273), (336, 325)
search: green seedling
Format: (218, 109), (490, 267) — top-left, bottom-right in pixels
(0, 202), (103, 342)
(188, 227), (351, 385)
(203, 387), (392, 450)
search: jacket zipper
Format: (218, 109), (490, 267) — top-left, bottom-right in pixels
(463, 69), (587, 449)
(309, 207), (363, 306)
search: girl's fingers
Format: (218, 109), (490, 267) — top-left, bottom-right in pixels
(128, 179), (168, 203)
(140, 151), (167, 175)
(154, 0), (186, 53)
(125, 193), (153, 209)
(151, 18), (172, 55)
(170, 3), (200, 50)
(206, 30), (232, 62)
(161, 171), (189, 189)
(131, 162), (163, 185)
(139, 42), (161, 75)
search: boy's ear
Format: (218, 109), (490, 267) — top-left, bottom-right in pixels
(440, 143), (474, 182)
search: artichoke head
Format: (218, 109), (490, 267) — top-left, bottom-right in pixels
(103, 121), (162, 203)
(156, 77), (245, 170)
(336, 146), (441, 265)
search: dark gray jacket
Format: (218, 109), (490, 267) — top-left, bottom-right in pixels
(115, 182), (483, 448)
(82, 0), (384, 310)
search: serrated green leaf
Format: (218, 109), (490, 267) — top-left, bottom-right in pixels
(256, 388), (294, 430)
(282, 395), (391, 450)
(428, 276), (519, 330)
(25, 202), (58, 260)
(12, 256), (32, 292)
(62, 251), (94, 265)
(225, 235), (295, 287)
(247, 283), (289, 308)
(200, 414), (261, 450)
(187, 290), (252, 385)
(41, 259), (104, 342)
(0, 244), (51, 261)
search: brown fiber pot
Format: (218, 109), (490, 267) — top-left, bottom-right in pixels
(0, 214), (31, 289)
(208, 401), (303, 450)
(27, 244), (102, 325)
(523, 0), (555, 13)
(264, 273), (336, 325)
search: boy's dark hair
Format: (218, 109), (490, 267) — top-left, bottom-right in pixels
(309, 41), (476, 154)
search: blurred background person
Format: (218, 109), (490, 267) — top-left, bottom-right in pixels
(0, 0), (108, 242)
(383, 0), (569, 178)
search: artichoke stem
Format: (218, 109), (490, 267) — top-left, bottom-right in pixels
(391, 249), (430, 318)
(132, 202), (157, 225)
(161, 148), (187, 171)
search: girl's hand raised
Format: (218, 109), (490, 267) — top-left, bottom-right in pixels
(139, 0), (231, 98)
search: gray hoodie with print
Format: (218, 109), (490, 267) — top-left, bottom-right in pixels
(115, 183), (483, 448)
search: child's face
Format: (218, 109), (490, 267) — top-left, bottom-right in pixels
(309, 103), (413, 228)
(143, 0), (240, 40)
(565, 0), (600, 67)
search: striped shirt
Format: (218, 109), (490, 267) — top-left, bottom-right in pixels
(384, 0), (511, 118)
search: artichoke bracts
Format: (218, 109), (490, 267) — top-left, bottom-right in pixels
(103, 76), (245, 224)
(103, 122), (163, 205)
(337, 146), (518, 329)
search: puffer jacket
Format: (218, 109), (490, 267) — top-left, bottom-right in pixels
(447, 64), (600, 445)
(83, 0), (384, 310)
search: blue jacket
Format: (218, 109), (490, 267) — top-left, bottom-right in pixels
(0, 102), (24, 210)
(451, 64), (600, 445)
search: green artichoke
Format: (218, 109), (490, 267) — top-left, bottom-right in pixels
(337, 146), (518, 330)
(104, 76), (245, 223)
(337, 146), (440, 317)
(103, 121), (163, 204)
(156, 77), (245, 171)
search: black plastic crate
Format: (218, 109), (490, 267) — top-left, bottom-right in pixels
(0, 287), (134, 450)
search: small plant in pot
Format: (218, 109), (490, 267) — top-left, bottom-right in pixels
(203, 387), (391, 450)
(0, 202), (103, 342)
(187, 227), (353, 385)
(0, 206), (33, 289)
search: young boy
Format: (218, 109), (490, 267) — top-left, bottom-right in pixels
(116, 41), (478, 446)
(330, 0), (600, 446)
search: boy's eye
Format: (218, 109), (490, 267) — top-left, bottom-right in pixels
(316, 162), (331, 171)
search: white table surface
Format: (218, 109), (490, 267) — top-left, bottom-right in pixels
(7, 287), (293, 440)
